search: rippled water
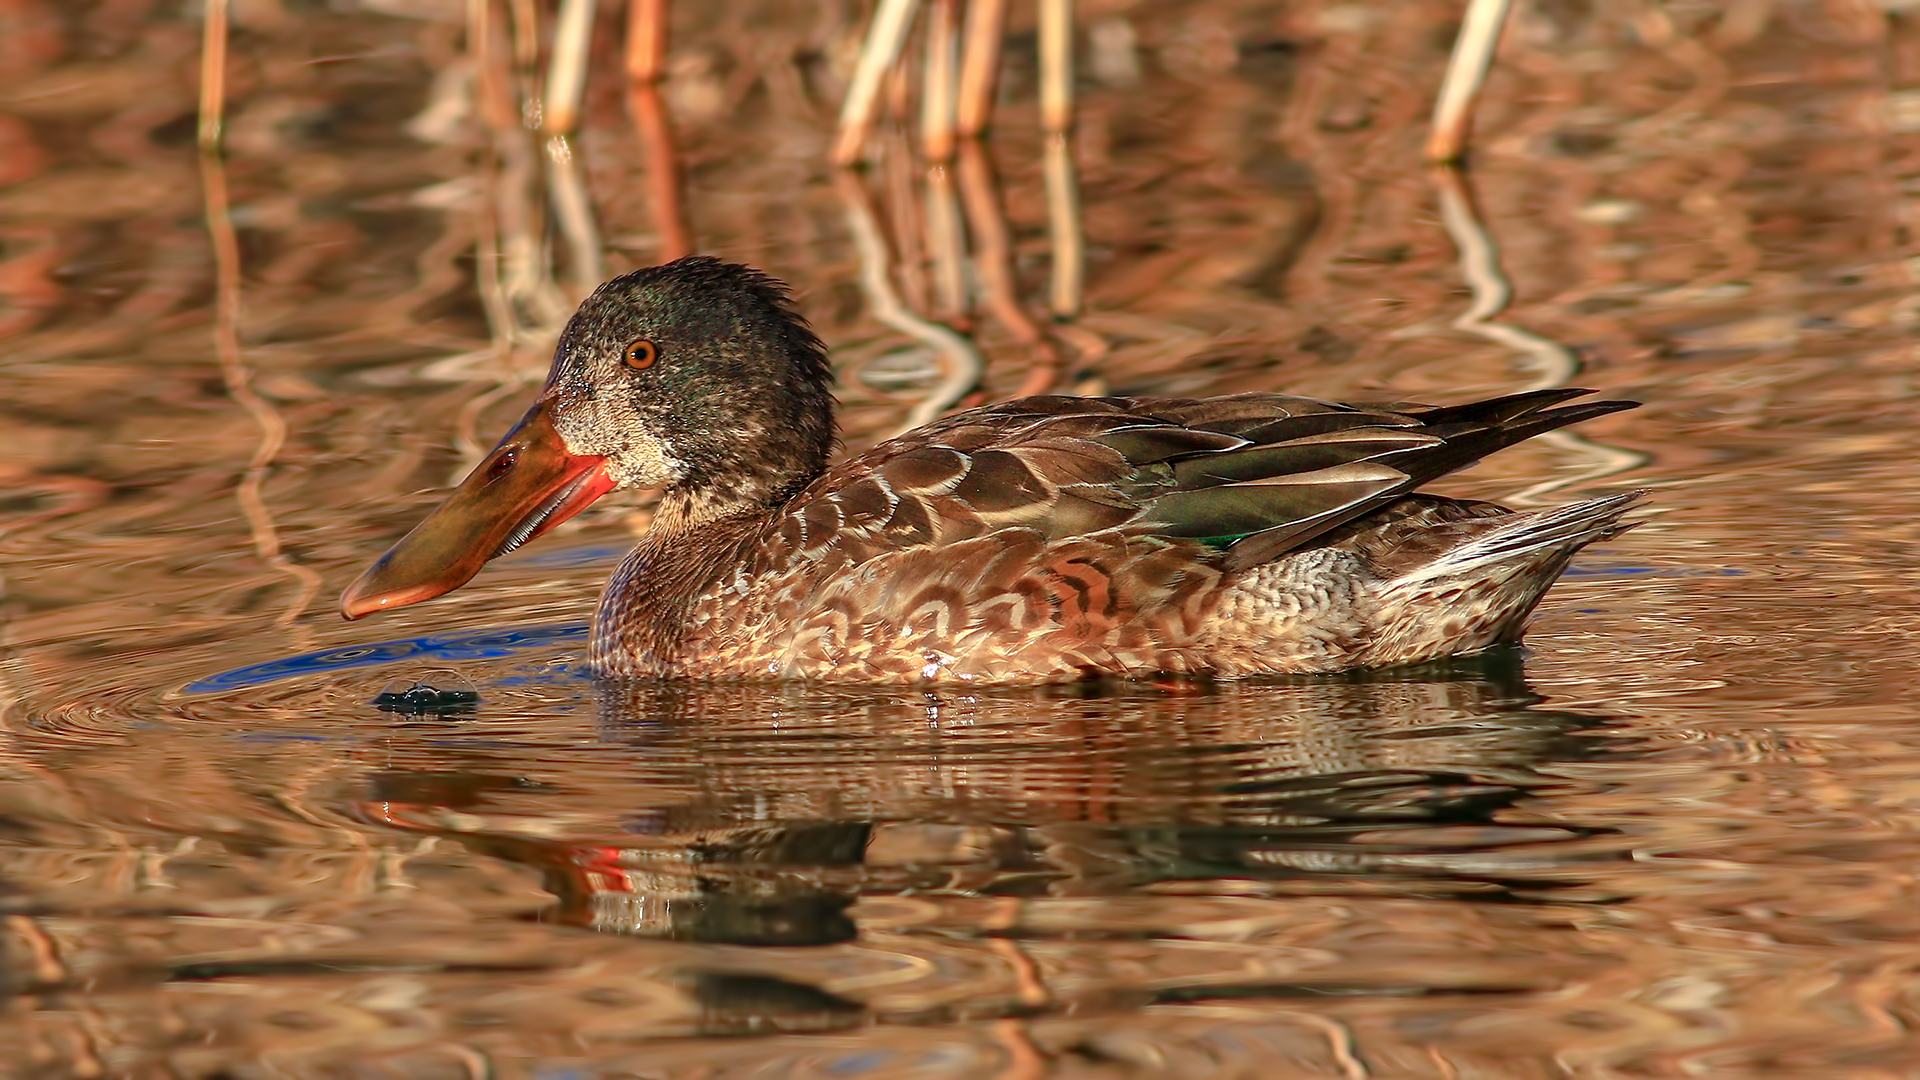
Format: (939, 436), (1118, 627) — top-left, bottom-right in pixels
(9, 0), (1920, 1075)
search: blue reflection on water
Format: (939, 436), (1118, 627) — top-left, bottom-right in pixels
(1562, 564), (1744, 577)
(503, 543), (628, 568)
(184, 622), (591, 693)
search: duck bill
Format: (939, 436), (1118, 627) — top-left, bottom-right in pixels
(340, 403), (615, 620)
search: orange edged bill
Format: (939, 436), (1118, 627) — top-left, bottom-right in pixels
(340, 402), (615, 620)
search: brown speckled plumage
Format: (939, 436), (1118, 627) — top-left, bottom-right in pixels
(589, 388), (1641, 681)
(346, 257), (1643, 683)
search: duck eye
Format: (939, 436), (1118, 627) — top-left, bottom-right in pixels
(623, 339), (658, 370)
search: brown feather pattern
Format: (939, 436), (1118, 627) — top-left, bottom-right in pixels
(589, 388), (1641, 682)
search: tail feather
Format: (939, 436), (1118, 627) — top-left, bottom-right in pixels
(1359, 491), (1644, 667)
(1392, 491), (1644, 585)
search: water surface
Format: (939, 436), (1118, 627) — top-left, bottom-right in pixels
(6, 0), (1920, 1076)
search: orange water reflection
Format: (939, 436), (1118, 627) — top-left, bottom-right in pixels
(8, 0), (1920, 1075)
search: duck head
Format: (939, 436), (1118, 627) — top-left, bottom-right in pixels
(341, 256), (836, 620)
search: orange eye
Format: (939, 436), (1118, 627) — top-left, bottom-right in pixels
(623, 339), (658, 370)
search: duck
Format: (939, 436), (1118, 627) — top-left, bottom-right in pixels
(341, 256), (1641, 683)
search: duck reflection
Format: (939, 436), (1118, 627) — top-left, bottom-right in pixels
(353, 652), (1628, 951)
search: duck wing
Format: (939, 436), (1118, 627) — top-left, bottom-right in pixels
(789, 389), (1636, 571)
